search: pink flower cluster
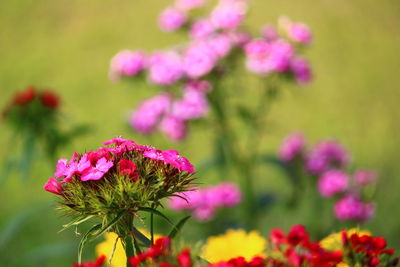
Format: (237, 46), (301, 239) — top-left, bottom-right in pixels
(44, 137), (194, 195)
(130, 80), (210, 141)
(110, 0), (313, 141)
(278, 133), (378, 222)
(168, 182), (241, 221)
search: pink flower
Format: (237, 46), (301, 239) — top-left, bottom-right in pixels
(278, 132), (305, 162)
(118, 159), (139, 181)
(175, 0), (206, 10)
(172, 88), (209, 120)
(212, 182), (241, 207)
(261, 24), (279, 42)
(354, 170), (378, 186)
(190, 18), (216, 39)
(158, 7), (187, 32)
(211, 1), (247, 30)
(228, 30), (251, 46)
(334, 195), (375, 222)
(290, 57), (312, 85)
(183, 80), (212, 93)
(207, 34), (232, 59)
(143, 149), (165, 161)
(192, 205), (216, 221)
(44, 177), (63, 195)
(109, 50), (147, 81)
(184, 41), (218, 78)
(318, 170), (349, 198)
(245, 39), (294, 75)
(162, 150), (195, 173)
(148, 52), (184, 86)
(287, 22), (312, 45)
(81, 157), (114, 182)
(160, 115), (187, 141)
(306, 140), (350, 175)
(168, 192), (191, 210)
(130, 93), (172, 134)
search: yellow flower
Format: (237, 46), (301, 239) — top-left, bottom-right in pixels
(320, 228), (371, 252)
(96, 230), (162, 267)
(201, 229), (267, 263)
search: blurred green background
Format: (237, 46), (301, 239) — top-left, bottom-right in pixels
(1, 0), (400, 266)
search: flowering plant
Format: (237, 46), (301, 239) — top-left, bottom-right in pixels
(2, 86), (89, 179)
(79, 225), (398, 267)
(276, 133), (377, 226)
(44, 137), (195, 263)
(110, 0), (313, 229)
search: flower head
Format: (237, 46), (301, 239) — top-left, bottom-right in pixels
(148, 52), (184, 86)
(158, 7), (187, 32)
(201, 229), (267, 263)
(334, 195), (375, 222)
(318, 169), (349, 198)
(45, 137), (195, 219)
(109, 50), (147, 81)
(40, 90), (60, 109)
(278, 132), (305, 162)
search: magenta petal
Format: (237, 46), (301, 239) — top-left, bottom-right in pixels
(96, 158), (114, 173)
(81, 169), (105, 181)
(44, 177), (63, 195)
(54, 159), (68, 179)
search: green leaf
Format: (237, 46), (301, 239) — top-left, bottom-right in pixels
(94, 211), (126, 240)
(168, 216), (191, 239)
(60, 215), (95, 232)
(138, 207), (173, 225)
(78, 224), (101, 264)
(132, 227), (151, 247)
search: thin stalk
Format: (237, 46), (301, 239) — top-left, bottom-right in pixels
(109, 236), (120, 265)
(150, 204), (154, 245)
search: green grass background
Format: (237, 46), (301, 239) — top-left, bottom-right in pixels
(1, 0), (400, 266)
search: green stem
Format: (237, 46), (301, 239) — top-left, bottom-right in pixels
(150, 205), (154, 245)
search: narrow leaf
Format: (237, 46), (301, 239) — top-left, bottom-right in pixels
(60, 215), (95, 232)
(78, 224), (101, 263)
(138, 207), (173, 225)
(132, 227), (151, 247)
(93, 211), (126, 240)
(169, 216), (191, 239)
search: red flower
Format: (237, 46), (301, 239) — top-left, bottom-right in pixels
(13, 86), (36, 106)
(40, 90), (60, 109)
(118, 159), (139, 181)
(177, 248), (192, 267)
(287, 225), (309, 246)
(73, 255), (106, 267)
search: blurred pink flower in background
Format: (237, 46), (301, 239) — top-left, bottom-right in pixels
(168, 182), (241, 221)
(130, 93), (172, 134)
(290, 57), (312, 85)
(261, 24), (279, 42)
(190, 18), (216, 39)
(160, 115), (187, 141)
(334, 194), (375, 222)
(306, 140), (350, 175)
(354, 170), (378, 186)
(278, 132), (305, 162)
(211, 1), (247, 30)
(287, 22), (313, 45)
(159, 7), (188, 32)
(318, 169), (349, 198)
(148, 52), (184, 85)
(184, 41), (218, 78)
(109, 50), (147, 81)
(172, 88), (209, 120)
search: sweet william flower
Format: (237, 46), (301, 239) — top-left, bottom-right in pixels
(162, 149), (194, 173)
(287, 22), (312, 45)
(290, 57), (312, 85)
(211, 1), (247, 30)
(109, 50), (147, 81)
(158, 7), (187, 32)
(318, 169), (349, 198)
(13, 86), (36, 106)
(160, 115), (187, 141)
(40, 90), (60, 109)
(190, 18), (216, 39)
(44, 177), (63, 195)
(278, 132), (305, 162)
(148, 52), (184, 86)
(81, 157), (114, 182)
(118, 159), (139, 181)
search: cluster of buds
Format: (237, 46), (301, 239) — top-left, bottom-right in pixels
(109, 0), (313, 141)
(44, 137), (195, 217)
(278, 133), (377, 223)
(168, 182), (241, 222)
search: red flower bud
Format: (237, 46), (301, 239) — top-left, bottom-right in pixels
(13, 86), (36, 106)
(40, 90), (60, 109)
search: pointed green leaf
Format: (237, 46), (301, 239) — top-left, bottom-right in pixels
(132, 227), (151, 247)
(168, 216), (191, 239)
(60, 215), (95, 232)
(138, 207), (173, 225)
(94, 211), (126, 240)
(78, 224), (101, 263)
